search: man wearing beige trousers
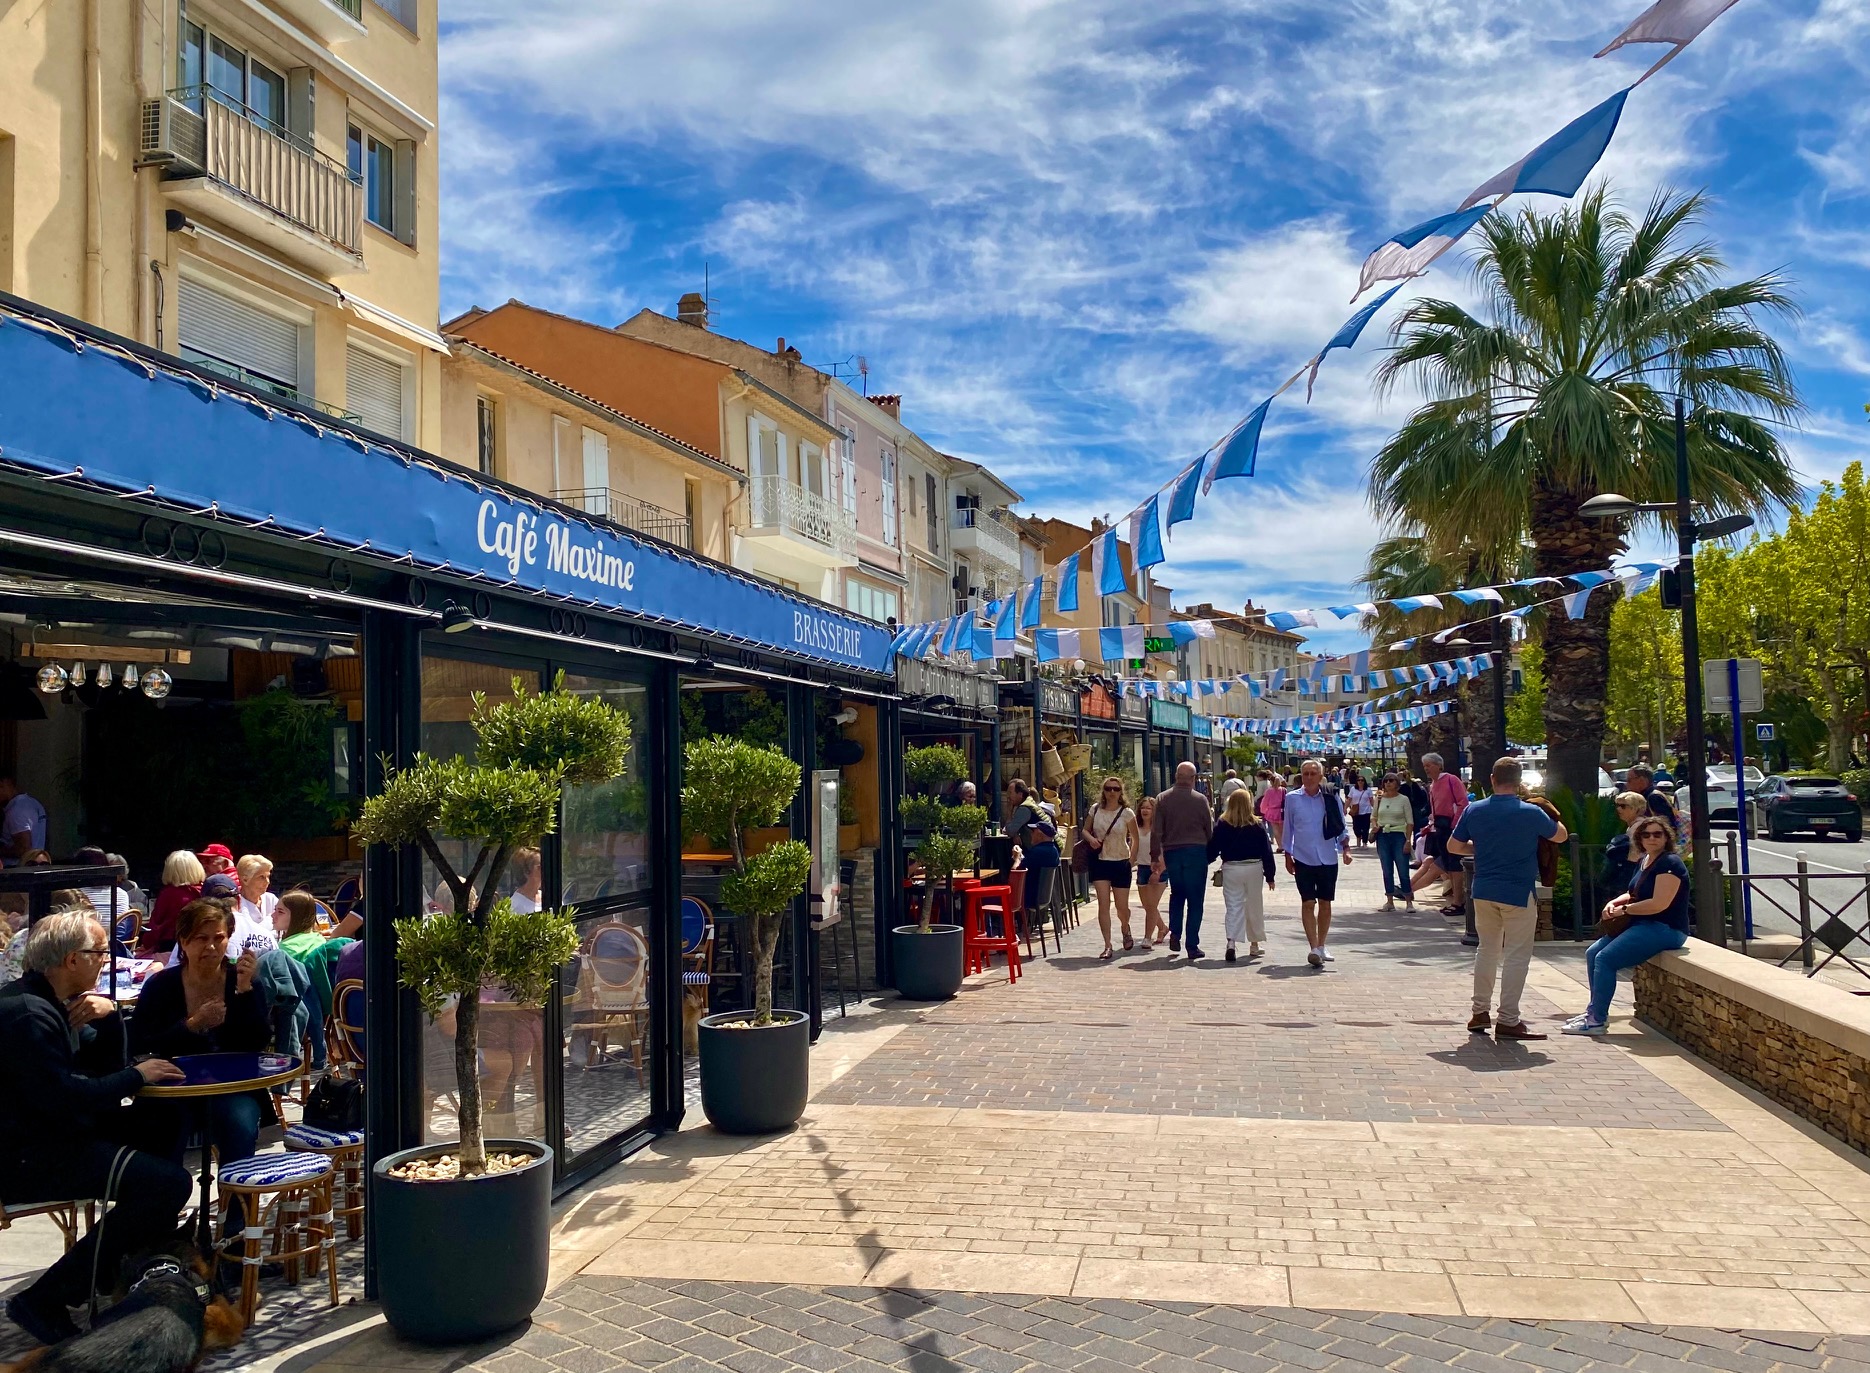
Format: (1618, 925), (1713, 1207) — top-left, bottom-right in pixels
(1445, 756), (1567, 1042)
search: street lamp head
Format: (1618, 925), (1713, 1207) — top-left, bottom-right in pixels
(1579, 493), (1639, 522)
(1694, 513), (1755, 542)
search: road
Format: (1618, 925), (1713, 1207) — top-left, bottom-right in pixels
(1706, 824), (1870, 954)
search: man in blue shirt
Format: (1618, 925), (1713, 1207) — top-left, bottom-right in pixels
(1447, 756), (1568, 1041)
(1281, 760), (1352, 970)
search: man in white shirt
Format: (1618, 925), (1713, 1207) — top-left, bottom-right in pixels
(0, 776), (47, 865)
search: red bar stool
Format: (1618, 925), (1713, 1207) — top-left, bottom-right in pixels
(959, 882), (1018, 980)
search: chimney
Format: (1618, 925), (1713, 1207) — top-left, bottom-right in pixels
(676, 292), (709, 329)
(775, 337), (802, 363)
(870, 393), (902, 420)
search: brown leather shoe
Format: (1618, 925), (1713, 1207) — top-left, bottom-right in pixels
(1467, 1012), (1491, 1033)
(1495, 1021), (1548, 1041)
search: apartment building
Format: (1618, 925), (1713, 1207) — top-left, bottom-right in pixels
(896, 430), (955, 626)
(1175, 601), (1307, 721)
(1030, 517), (1152, 661)
(942, 457), (1022, 616)
(438, 332), (743, 563)
(0, 0), (443, 445)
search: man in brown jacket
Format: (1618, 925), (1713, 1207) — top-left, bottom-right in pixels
(1151, 762), (1215, 959)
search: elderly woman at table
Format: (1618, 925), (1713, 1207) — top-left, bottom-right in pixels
(130, 899), (271, 1194)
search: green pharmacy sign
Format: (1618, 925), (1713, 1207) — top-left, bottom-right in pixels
(1143, 637), (1176, 654)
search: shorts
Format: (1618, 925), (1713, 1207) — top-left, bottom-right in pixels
(1089, 858), (1132, 888)
(1135, 863), (1160, 887)
(1430, 816), (1462, 872)
(1293, 862), (1339, 903)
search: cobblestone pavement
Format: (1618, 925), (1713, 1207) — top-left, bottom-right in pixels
(446, 1277), (1870, 1373)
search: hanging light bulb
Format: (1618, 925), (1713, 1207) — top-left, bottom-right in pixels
(95, 664), (114, 689)
(36, 663), (68, 693)
(71, 662), (87, 685)
(140, 667), (173, 700)
(122, 664), (140, 689)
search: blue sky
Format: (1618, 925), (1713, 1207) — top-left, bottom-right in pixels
(436, 1), (1870, 658)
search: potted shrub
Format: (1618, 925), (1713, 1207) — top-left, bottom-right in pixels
(893, 745), (987, 1000)
(682, 736), (815, 1133)
(354, 675), (632, 1344)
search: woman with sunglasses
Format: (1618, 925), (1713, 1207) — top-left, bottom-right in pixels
(1080, 776), (1139, 960)
(1565, 817), (1689, 1035)
(1133, 795), (1168, 950)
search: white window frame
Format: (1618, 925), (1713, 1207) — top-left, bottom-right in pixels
(176, 258), (314, 401)
(343, 329), (415, 441)
(747, 413), (786, 480)
(552, 415), (573, 494)
(880, 446), (898, 548)
(799, 440), (825, 499)
(347, 117), (416, 246)
(581, 426), (611, 500)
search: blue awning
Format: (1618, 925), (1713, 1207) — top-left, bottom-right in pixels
(0, 309), (890, 675)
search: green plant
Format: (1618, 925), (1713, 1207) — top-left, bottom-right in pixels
(1842, 769), (1870, 807)
(680, 736), (812, 1025)
(838, 788), (858, 827)
(898, 745), (988, 934)
(356, 673), (631, 1174)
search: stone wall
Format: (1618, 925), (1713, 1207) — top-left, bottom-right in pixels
(1635, 944), (1870, 1156)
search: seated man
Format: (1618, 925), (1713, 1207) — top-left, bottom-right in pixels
(0, 910), (189, 1345)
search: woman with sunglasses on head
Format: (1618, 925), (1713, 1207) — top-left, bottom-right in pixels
(1080, 776), (1139, 960)
(1565, 817), (1689, 1036)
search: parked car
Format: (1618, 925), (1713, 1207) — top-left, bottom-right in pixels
(1513, 754), (1616, 798)
(1749, 775), (1863, 842)
(1696, 764), (1765, 827)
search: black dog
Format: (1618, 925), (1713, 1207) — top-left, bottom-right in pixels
(3, 1240), (244, 1373)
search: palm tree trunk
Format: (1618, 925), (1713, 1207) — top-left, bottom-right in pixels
(1531, 479), (1626, 799)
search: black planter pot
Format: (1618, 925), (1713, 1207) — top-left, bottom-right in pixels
(698, 1009), (810, 1134)
(892, 923), (965, 1001)
(372, 1139), (553, 1344)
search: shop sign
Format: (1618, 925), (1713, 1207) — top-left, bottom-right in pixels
(1039, 681), (1078, 718)
(1149, 699), (1191, 731)
(1081, 682), (1118, 721)
(897, 655), (999, 710)
(1118, 694), (1149, 725)
(1143, 636), (1176, 654)
(0, 319), (891, 674)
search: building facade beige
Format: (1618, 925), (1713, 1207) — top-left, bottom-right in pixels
(0, 0), (442, 446)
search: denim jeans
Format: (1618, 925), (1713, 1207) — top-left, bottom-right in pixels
(1164, 847), (1208, 950)
(1374, 831), (1410, 899)
(1585, 921), (1687, 1022)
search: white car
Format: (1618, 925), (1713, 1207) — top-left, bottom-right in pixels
(1515, 754), (1617, 797)
(1697, 765), (1765, 827)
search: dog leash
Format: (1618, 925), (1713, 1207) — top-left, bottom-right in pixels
(86, 1144), (136, 1324)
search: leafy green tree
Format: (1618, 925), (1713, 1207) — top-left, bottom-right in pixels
(356, 676), (632, 1174)
(1604, 587), (1683, 762)
(898, 745), (987, 933)
(680, 737), (813, 1025)
(1505, 640), (1545, 747)
(1371, 188), (1802, 796)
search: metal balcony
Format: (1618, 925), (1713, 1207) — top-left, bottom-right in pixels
(949, 506), (1020, 575)
(267, 0), (366, 44)
(553, 488), (692, 548)
(140, 89), (364, 275)
(744, 475), (858, 564)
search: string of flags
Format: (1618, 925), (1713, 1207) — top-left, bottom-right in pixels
(1120, 651), (1496, 701)
(884, 0), (1736, 659)
(1221, 697), (1460, 738)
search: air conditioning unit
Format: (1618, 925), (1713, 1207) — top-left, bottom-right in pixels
(137, 97), (207, 172)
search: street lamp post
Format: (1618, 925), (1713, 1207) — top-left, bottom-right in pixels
(1580, 396), (1753, 944)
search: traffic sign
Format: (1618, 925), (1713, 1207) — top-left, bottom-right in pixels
(1756, 722), (1775, 742)
(1703, 657), (1763, 715)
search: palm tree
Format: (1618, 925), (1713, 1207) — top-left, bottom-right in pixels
(1371, 187), (1802, 798)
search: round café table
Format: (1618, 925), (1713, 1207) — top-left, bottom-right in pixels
(142, 1052), (303, 1248)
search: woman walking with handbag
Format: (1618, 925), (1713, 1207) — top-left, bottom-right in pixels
(1081, 777), (1139, 960)
(1209, 788), (1275, 962)
(1133, 795), (1168, 950)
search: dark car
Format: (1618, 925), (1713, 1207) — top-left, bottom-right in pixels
(1750, 776), (1863, 842)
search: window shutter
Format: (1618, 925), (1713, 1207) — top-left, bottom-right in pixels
(286, 68), (315, 150)
(581, 427), (609, 494)
(842, 437), (858, 513)
(392, 139), (416, 245)
(177, 277), (300, 392)
(345, 343), (406, 439)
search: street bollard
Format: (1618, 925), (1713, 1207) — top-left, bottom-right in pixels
(1725, 832), (1744, 946)
(1796, 852), (1814, 973)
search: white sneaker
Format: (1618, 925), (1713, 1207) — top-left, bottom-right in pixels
(1320, 949), (1334, 962)
(1306, 948), (1323, 969)
(1562, 1018), (1608, 1036)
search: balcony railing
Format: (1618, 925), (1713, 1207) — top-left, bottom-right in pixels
(949, 505), (1021, 571)
(554, 488), (691, 547)
(181, 349), (359, 423)
(746, 475), (858, 558)
(141, 88), (363, 260)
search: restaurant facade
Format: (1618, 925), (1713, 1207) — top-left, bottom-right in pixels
(0, 297), (905, 1266)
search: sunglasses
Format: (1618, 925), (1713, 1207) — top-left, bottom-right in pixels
(1637, 828), (1668, 841)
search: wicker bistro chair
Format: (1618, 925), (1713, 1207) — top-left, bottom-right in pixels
(213, 1151), (339, 1325)
(0, 1191), (92, 1253)
(328, 979), (365, 1068)
(284, 1122), (365, 1242)
(680, 898), (714, 1053)
(580, 921), (649, 1080)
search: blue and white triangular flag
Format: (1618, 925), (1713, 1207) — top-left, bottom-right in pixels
(1165, 459), (1203, 531)
(1391, 595), (1444, 613)
(1299, 285), (1403, 402)
(1098, 625), (1146, 662)
(993, 595), (1018, 642)
(1266, 610), (1317, 632)
(1092, 526), (1127, 597)
(1596, 0), (1739, 84)
(1168, 619), (1215, 646)
(1130, 496), (1166, 571)
(1056, 553), (1080, 614)
(1203, 398), (1271, 493)
(1562, 586), (1597, 620)
(1035, 628), (1082, 663)
(1354, 204), (1494, 300)
(1460, 87), (1632, 211)
(1450, 587), (1505, 605)
(1019, 578), (1043, 631)
(1570, 568), (1618, 588)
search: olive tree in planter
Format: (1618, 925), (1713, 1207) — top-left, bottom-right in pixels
(893, 745), (987, 1000)
(354, 675), (631, 1344)
(681, 735), (815, 1133)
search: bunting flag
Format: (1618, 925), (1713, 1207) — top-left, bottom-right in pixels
(1295, 284), (1404, 402)
(1450, 587), (1505, 605)
(1130, 495), (1166, 570)
(1202, 398), (1272, 494)
(1019, 577), (1044, 630)
(1098, 625), (1146, 662)
(1092, 526), (1127, 596)
(1391, 594), (1444, 612)
(1562, 586), (1597, 620)
(970, 622), (995, 663)
(1165, 459), (1204, 531)
(1056, 553), (1080, 613)
(1596, 0), (1739, 83)
(1354, 205), (1495, 300)
(938, 612), (972, 656)
(1168, 619), (1216, 646)
(1034, 628), (1082, 663)
(993, 595), (1018, 642)
(1266, 609), (1318, 632)
(1460, 87), (1632, 210)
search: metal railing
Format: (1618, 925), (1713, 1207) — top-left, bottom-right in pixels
(1716, 832), (1870, 979)
(334, 0), (364, 17)
(552, 488), (691, 547)
(180, 349), (359, 423)
(746, 475), (857, 557)
(142, 88), (363, 259)
(949, 505), (1021, 570)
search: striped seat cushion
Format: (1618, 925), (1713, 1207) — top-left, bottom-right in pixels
(285, 1124), (365, 1150)
(681, 971), (711, 985)
(217, 1151), (332, 1189)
